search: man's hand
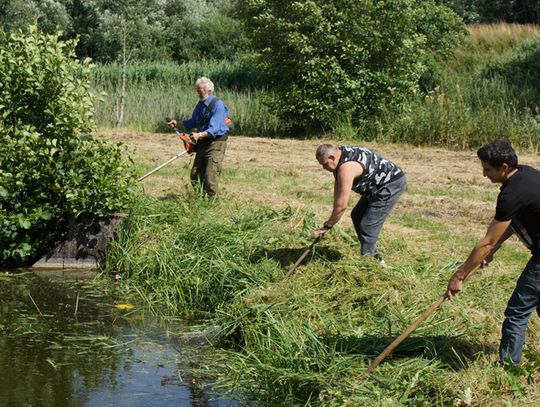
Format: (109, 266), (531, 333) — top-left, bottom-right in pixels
(167, 119), (178, 128)
(312, 222), (332, 238)
(446, 274), (464, 300)
(191, 132), (210, 143)
(481, 251), (494, 268)
(312, 227), (329, 238)
(190, 132), (202, 143)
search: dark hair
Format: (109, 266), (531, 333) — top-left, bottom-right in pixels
(477, 140), (518, 169)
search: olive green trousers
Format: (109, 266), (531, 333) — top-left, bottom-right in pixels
(190, 138), (227, 197)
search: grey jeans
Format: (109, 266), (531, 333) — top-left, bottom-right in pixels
(350, 174), (407, 257)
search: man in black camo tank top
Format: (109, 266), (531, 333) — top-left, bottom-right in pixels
(313, 144), (407, 265)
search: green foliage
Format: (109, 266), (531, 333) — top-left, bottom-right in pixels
(163, 0), (248, 62)
(484, 36), (540, 103)
(237, 0), (464, 132)
(0, 25), (136, 265)
(0, 0), (70, 34)
(367, 25), (540, 150)
(0, 0), (250, 64)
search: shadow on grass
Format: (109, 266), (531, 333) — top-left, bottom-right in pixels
(158, 193), (184, 201)
(325, 333), (496, 370)
(250, 245), (342, 269)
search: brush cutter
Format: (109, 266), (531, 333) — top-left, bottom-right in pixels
(366, 263), (481, 373)
(280, 236), (321, 281)
(136, 119), (196, 182)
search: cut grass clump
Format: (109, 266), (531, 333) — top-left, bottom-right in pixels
(210, 258), (485, 405)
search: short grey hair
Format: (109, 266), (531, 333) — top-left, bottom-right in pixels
(195, 76), (214, 93)
(316, 144), (338, 161)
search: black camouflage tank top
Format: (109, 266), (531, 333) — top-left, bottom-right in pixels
(338, 146), (403, 195)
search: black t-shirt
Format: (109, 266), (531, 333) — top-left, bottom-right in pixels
(495, 165), (540, 255)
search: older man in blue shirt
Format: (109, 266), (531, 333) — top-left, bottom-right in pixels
(168, 76), (230, 197)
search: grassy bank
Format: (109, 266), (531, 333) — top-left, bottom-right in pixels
(92, 24), (540, 149)
(370, 23), (540, 150)
(100, 133), (540, 405)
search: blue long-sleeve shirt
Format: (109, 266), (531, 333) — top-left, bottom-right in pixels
(183, 95), (229, 140)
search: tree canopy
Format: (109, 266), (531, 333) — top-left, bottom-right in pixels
(237, 0), (465, 131)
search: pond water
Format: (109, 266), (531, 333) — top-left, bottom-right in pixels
(0, 269), (239, 407)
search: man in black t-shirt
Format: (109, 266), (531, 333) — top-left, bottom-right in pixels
(446, 139), (540, 364)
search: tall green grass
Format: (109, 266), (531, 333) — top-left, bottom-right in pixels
(100, 186), (539, 405)
(367, 24), (540, 150)
(93, 84), (283, 136)
(101, 193), (301, 318)
(92, 59), (283, 136)
(368, 75), (540, 149)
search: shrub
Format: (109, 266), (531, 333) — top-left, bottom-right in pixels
(237, 0), (464, 132)
(0, 25), (136, 265)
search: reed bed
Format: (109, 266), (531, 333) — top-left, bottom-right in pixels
(93, 84), (282, 136)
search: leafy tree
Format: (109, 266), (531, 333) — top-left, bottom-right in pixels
(0, 0), (70, 34)
(96, 0), (170, 62)
(66, 0), (104, 60)
(163, 0), (248, 62)
(237, 0), (464, 132)
(440, 0), (481, 23)
(0, 25), (136, 265)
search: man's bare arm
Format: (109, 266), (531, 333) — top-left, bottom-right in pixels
(326, 163), (363, 226)
(447, 219), (512, 298)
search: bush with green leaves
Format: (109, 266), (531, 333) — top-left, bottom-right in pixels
(0, 25), (136, 265)
(237, 0), (464, 132)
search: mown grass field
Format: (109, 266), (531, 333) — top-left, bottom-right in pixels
(103, 130), (540, 405)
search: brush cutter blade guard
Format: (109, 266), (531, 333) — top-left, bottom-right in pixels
(178, 132), (195, 154)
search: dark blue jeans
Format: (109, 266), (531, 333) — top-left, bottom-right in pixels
(499, 256), (540, 364)
(350, 175), (407, 257)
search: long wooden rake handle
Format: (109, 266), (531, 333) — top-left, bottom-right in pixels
(280, 236), (321, 281)
(366, 294), (447, 373)
(366, 264), (481, 373)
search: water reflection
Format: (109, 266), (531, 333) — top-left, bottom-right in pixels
(0, 270), (237, 407)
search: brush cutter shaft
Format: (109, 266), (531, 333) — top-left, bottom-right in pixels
(137, 150), (188, 182)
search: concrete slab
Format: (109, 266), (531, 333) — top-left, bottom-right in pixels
(32, 213), (126, 270)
